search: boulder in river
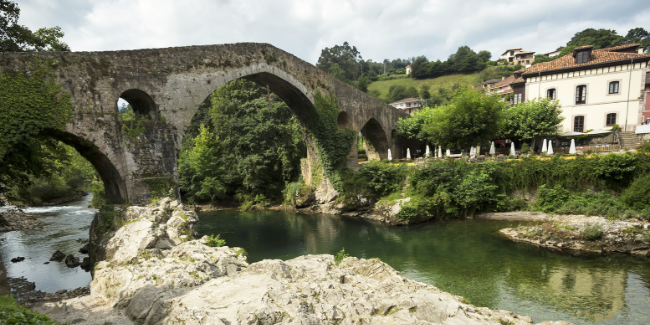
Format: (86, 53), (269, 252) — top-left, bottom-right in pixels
(65, 254), (80, 267)
(50, 250), (66, 261)
(79, 244), (89, 254)
(10, 257), (25, 263)
(80, 257), (91, 271)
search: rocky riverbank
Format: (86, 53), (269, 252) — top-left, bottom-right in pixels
(500, 215), (650, 256)
(61, 198), (571, 325)
(0, 211), (44, 232)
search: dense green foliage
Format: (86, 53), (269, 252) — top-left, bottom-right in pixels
(387, 84), (419, 102)
(0, 294), (56, 324)
(179, 79), (306, 205)
(0, 1), (70, 52)
(338, 153), (650, 221)
(421, 88), (505, 149)
(7, 143), (97, 205)
(531, 55), (553, 65)
(316, 42), (363, 83)
(552, 27), (650, 60)
(1, 1), (79, 206)
(410, 46), (492, 79)
(0, 60), (76, 206)
(501, 98), (564, 141)
(476, 64), (523, 83)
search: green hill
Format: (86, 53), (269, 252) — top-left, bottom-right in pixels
(368, 74), (479, 102)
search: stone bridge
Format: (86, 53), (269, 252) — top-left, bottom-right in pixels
(0, 43), (411, 204)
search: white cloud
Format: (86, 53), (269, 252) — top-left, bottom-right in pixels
(14, 0), (650, 63)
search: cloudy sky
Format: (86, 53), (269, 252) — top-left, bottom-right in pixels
(14, 0), (650, 64)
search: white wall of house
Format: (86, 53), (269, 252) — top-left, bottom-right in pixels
(525, 62), (648, 133)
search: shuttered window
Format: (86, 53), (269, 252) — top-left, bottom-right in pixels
(576, 85), (587, 104)
(609, 81), (619, 94)
(606, 113), (617, 126)
(547, 89), (556, 99)
(574, 116), (585, 132)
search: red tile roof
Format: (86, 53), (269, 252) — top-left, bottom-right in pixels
(494, 75), (515, 87)
(594, 43), (639, 52)
(511, 77), (525, 84)
(509, 44), (650, 81)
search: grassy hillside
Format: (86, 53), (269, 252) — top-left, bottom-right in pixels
(368, 74), (479, 102)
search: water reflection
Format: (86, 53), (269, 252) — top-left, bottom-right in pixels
(196, 210), (650, 325)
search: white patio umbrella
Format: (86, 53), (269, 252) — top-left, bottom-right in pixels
(438, 146), (442, 159)
(446, 149), (451, 157)
(406, 148), (411, 160)
(489, 142), (495, 155)
(569, 139), (576, 154)
(541, 139), (548, 153)
(388, 149), (392, 161)
(547, 141), (554, 155)
(425, 145), (430, 158)
(510, 142), (516, 156)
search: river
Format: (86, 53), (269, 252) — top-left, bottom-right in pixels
(0, 195), (95, 293)
(1, 199), (649, 324)
(195, 209), (650, 325)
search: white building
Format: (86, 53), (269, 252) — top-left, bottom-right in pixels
(499, 48), (536, 67)
(389, 98), (425, 115)
(405, 65), (412, 75)
(509, 44), (650, 133)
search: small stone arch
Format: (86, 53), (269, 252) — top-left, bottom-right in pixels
(42, 129), (127, 204)
(337, 111), (351, 130)
(360, 118), (389, 160)
(118, 89), (158, 120)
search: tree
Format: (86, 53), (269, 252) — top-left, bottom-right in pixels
(356, 74), (369, 92)
(566, 28), (625, 50)
(1, 0), (70, 52)
(477, 50), (492, 63)
(316, 42), (362, 82)
(422, 88), (505, 149)
(624, 27), (650, 52)
(178, 79), (306, 204)
(1, 0), (72, 206)
(419, 84), (431, 100)
(396, 106), (436, 142)
(388, 85), (419, 103)
(531, 54), (553, 65)
(501, 98), (565, 144)
(410, 56), (429, 79)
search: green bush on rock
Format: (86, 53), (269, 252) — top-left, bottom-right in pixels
(205, 234), (226, 247)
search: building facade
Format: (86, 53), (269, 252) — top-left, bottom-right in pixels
(389, 98), (425, 115)
(509, 44), (650, 132)
(499, 48), (536, 67)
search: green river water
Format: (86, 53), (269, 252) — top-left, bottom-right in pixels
(195, 210), (650, 325)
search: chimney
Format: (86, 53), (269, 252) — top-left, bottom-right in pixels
(502, 76), (505, 80)
(639, 48), (644, 54)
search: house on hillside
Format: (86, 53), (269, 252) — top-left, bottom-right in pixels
(543, 49), (562, 57)
(499, 48), (536, 67)
(481, 79), (501, 92)
(490, 75), (515, 102)
(389, 98), (425, 115)
(509, 43), (650, 133)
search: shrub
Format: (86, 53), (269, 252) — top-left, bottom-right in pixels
(205, 234), (226, 247)
(620, 173), (650, 210)
(535, 184), (571, 213)
(581, 222), (603, 240)
(521, 143), (530, 154)
(349, 160), (408, 199)
(335, 248), (349, 264)
(0, 294), (56, 324)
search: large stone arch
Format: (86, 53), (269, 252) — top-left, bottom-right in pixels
(1, 43), (410, 204)
(41, 129), (127, 204)
(360, 118), (389, 161)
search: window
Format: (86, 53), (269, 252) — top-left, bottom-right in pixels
(576, 85), (587, 104)
(547, 89), (556, 100)
(526, 60), (530, 64)
(574, 116), (585, 132)
(576, 51), (590, 64)
(609, 81), (619, 94)
(606, 113), (617, 126)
